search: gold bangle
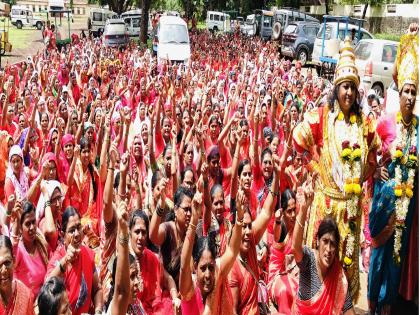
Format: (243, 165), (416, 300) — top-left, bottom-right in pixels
(189, 222), (197, 229)
(296, 219), (304, 229)
(118, 234), (130, 245)
(236, 218), (243, 227)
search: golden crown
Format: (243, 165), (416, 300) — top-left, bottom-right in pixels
(396, 33), (419, 91)
(334, 37), (360, 87)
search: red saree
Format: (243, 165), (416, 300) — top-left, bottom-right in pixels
(47, 245), (95, 315)
(0, 279), (34, 315)
(292, 255), (347, 315)
(268, 234), (299, 314)
(228, 234), (259, 315)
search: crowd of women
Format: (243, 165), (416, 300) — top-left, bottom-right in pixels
(0, 21), (417, 315)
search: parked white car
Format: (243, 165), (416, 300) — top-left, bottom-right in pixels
(10, 5), (44, 30)
(206, 11), (231, 33)
(154, 16), (190, 64)
(354, 39), (398, 97)
(88, 8), (118, 36)
(103, 18), (129, 48)
(312, 22), (373, 65)
(121, 9), (153, 38)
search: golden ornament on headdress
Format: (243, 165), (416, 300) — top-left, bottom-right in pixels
(396, 33), (419, 91)
(334, 37), (360, 87)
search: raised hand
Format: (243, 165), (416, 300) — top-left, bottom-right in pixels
(192, 190), (203, 218)
(236, 189), (246, 221)
(120, 152), (129, 174)
(117, 199), (129, 232)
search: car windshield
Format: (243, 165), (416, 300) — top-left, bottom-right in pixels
(355, 41), (373, 60)
(246, 17), (254, 24)
(284, 24), (298, 34)
(317, 25), (331, 40)
(159, 24), (189, 44)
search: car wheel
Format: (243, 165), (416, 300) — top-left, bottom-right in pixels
(213, 26), (218, 33)
(297, 48), (308, 66)
(36, 21), (43, 30)
(16, 21), (23, 29)
(372, 83), (384, 98)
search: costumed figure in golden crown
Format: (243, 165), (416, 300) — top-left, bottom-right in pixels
(292, 37), (380, 302)
(367, 23), (419, 315)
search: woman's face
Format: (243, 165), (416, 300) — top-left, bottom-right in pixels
(81, 147), (90, 166)
(182, 170), (194, 189)
(94, 111), (102, 125)
(129, 263), (140, 303)
(11, 155), (23, 175)
(270, 137), (279, 154)
(64, 214), (82, 249)
(209, 121), (220, 139)
(261, 153), (273, 179)
(239, 163), (252, 191)
(196, 249), (216, 296)
(71, 113), (78, 126)
(337, 81), (356, 114)
(133, 138), (143, 158)
(50, 188), (63, 217)
(46, 160), (58, 181)
(130, 217), (147, 257)
(57, 291), (71, 315)
(162, 119), (171, 138)
(318, 232), (337, 269)
(163, 150), (172, 174)
(283, 198), (296, 231)
(64, 142), (74, 160)
(211, 189), (225, 223)
(141, 124), (148, 142)
(240, 212), (253, 254)
(22, 211), (37, 243)
(290, 106), (298, 121)
(29, 129), (38, 144)
(175, 195), (192, 229)
(182, 111), (190, 127)
(183, 144), (193, 165)
(0, 246), (13, 291)
(17, 103), (24, 114)
(371, 100), (381, 116)
(86, 128), (94, 143)
(60, 105), (68, 119)
(400, 84), (416, 118)
(41, 114), (49, 130)
(51, 131), (58, 147)
(18, 115), (26, 129)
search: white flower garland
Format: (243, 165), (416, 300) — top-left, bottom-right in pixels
(335, 111), (363, 268)
(392, 113), (417, 265)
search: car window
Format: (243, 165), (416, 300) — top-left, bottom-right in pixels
(132, 18), (140, 28)
(159, 24), (189, 44)
(382, 44), (397, 63)
(263, 16), (272, 27)
(317, 25), (331, 40)
(361, 31), (373, 40)
(210, 14), (213, 20)
(355, 41), (373, 60)
(305, 26), (318, 37)
(214, 15), (220, 21)
(285, 24), (297, 34)
(93, 12), (102, 21)
(221, 15), (225, 21)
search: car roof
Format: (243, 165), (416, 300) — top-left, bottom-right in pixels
(289, 21), (320, 26)
(357, 38), (398, 45)
(106, 18), (125, 24)
(207, 11), (229, 15)
(159, 15), (187, 26)
(12, 5), (31, 10)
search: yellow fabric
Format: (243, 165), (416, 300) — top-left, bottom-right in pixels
(334, 37), (360, 87)
(396, 33), (419, 91)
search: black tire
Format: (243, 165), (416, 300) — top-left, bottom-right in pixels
(297, 47), (308, 66)
(372, 83), (384, 98)
(16, 21), (23, 29)
(213, 26), (218, 32)
(36, 21), (43, 30)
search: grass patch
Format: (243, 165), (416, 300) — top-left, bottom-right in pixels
(374, 33), (401, 42)
(4, 26), (40, 50)
(197, 21), (206, 30)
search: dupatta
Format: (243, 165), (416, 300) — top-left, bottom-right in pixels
(0, 279), (34, 315)
(292, 253), (347, 315)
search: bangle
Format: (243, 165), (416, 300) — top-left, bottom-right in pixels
(269, 189), (279, 197)
(44, 201), (51, 209)
(236, 218), (243, 226)
(94, 309), (102, 315)
(108, 167), (115, 171)
(10, 233), (20, 240)
(156, 207), (165, 217)
(118, 233), (130, 245)
(189, 222), (197, 229)
(296, 219), (304, 229)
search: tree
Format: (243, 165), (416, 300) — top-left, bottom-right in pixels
(104, 0), (134, 14)
(140, 0), (151, 44)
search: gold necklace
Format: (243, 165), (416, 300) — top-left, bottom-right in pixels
(401, 115), (413, 128)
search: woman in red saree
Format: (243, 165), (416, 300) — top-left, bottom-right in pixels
(179, 189), (243, 315)
(66, 137), (102, 238)
(292, 179), (355, 315)
(46, 207), (103, 315)
(0, 235), (34, 315)
(228, 152), (279, 315)
(268, 189), (299, 314)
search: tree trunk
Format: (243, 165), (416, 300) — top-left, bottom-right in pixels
(140, 0), (150, 44)
(362, 3), (368, 20)
(324, 0), (329, 15)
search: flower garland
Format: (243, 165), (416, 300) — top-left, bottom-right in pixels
(337, 111), (363, 269)
(392, 112), (418, 265)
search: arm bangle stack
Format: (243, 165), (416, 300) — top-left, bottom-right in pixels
(118, 234), (130, 245)
(296, 219), (304, 229)
(44, 201), (51, 209)
(189, 222), (197, 229)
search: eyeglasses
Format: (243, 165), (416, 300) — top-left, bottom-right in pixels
(178, 205), (192, 214)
